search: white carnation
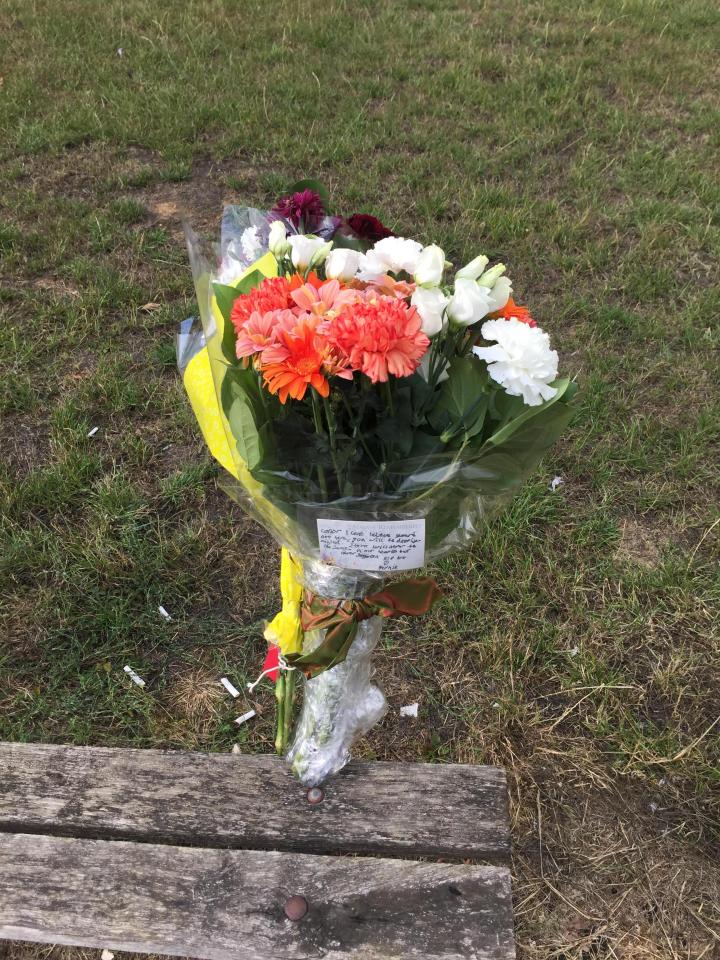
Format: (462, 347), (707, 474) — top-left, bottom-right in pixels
(357, 236), (424, 279)
(473, 318), (559, 406)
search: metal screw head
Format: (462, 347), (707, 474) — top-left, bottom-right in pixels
(284, 895), (308, 921)
(306, 786), (324, 805)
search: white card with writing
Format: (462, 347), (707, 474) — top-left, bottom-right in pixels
(317, 518), (425, 572)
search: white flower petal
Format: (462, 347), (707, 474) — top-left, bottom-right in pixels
(411, 286), (448, 337)
(360, 236), (424, 277)
(486, 276), (513, 313)
(414, 244), (445, 287)
(472, 317), (558, 407)
(288, 235), (332, 270)
(447, 278), (492, 327)
(325, 247), (362, 281)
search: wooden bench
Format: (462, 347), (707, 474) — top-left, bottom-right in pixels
(0, 742), (515, 959)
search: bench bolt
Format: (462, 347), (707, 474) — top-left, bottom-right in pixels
(284, 895), (309, 920)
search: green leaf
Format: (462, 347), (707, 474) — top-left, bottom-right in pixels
(286, 178), (331, 212)
(469, 400), (576, 496)
(220, 365), (265, 471)
(376, 418), (414, 458)
(226, 392), (262, 471)
(484, 379), (574, 448)
(428, 356), (488, 441)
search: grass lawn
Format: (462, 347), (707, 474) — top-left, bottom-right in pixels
(1, 0), (719, 956)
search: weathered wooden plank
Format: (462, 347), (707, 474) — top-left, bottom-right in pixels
(0, 833), (515, 960)
(0, 742), (509, 860)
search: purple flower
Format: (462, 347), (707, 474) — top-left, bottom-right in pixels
(271, 189), (325, 231)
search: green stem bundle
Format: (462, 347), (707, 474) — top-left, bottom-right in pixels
(274, 668), (297, 755)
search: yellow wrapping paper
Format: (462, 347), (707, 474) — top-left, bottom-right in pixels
(181, 252), (303, 656)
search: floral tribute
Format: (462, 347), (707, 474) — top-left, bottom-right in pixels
(180, 179), (577, 785)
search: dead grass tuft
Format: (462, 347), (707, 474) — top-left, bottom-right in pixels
(164, 664), (224, 736)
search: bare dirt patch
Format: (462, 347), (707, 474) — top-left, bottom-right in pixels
(616, 517), (669, 568)
(1, 413), (52, 476)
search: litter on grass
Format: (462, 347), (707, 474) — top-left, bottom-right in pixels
(87, 426), (99, 438)
(234, 709), (257, 726)
(549, 475), (565, 492)
(158, 605), (172, 621)
(220, 677), (240, 698)
(101, 950), (115, 960)
(399, 702), (419, 718)
(123, 665), (146, 688)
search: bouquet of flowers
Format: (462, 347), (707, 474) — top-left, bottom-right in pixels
(179, 181), (576, 785)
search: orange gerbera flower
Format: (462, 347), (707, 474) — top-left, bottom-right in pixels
(491, 297), (537, 327)
(288, 270), (322, 292)
(261, 319), (331, 403)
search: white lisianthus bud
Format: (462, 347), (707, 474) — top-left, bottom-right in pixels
(446, 277), (493, 327)
(473, 318), (558, 406)
(268, 220), (290, 258)
(288, 235), (332, 271)
(456, 254), (489, 281)
(414, 244), (446, 287)
(411, 286), (449, 337)
(308, 241), (333, 270)
(478, 263), (506, 288)
(486, 275), (513, 313)
(325, 247), (362, 282)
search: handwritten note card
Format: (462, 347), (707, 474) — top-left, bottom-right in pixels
(317, 518), (425, 572)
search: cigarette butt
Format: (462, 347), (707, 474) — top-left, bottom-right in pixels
(234, 710), (257, 726)
(87, 427), (99, 438)
(123, 665), (146, 688)
(220, 677), (240, 698)
(158, 605), (172, 621)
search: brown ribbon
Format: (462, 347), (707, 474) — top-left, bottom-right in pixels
(285, 578), (442, 678)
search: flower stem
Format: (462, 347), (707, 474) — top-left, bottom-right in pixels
(322, 396), (345, 495)
(341, 392), (380, 470)
(282, 670), (296, 751)
(310, 391), (329, 500)
(274, 673), (286, 754)
(383, 379), (395, 416)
